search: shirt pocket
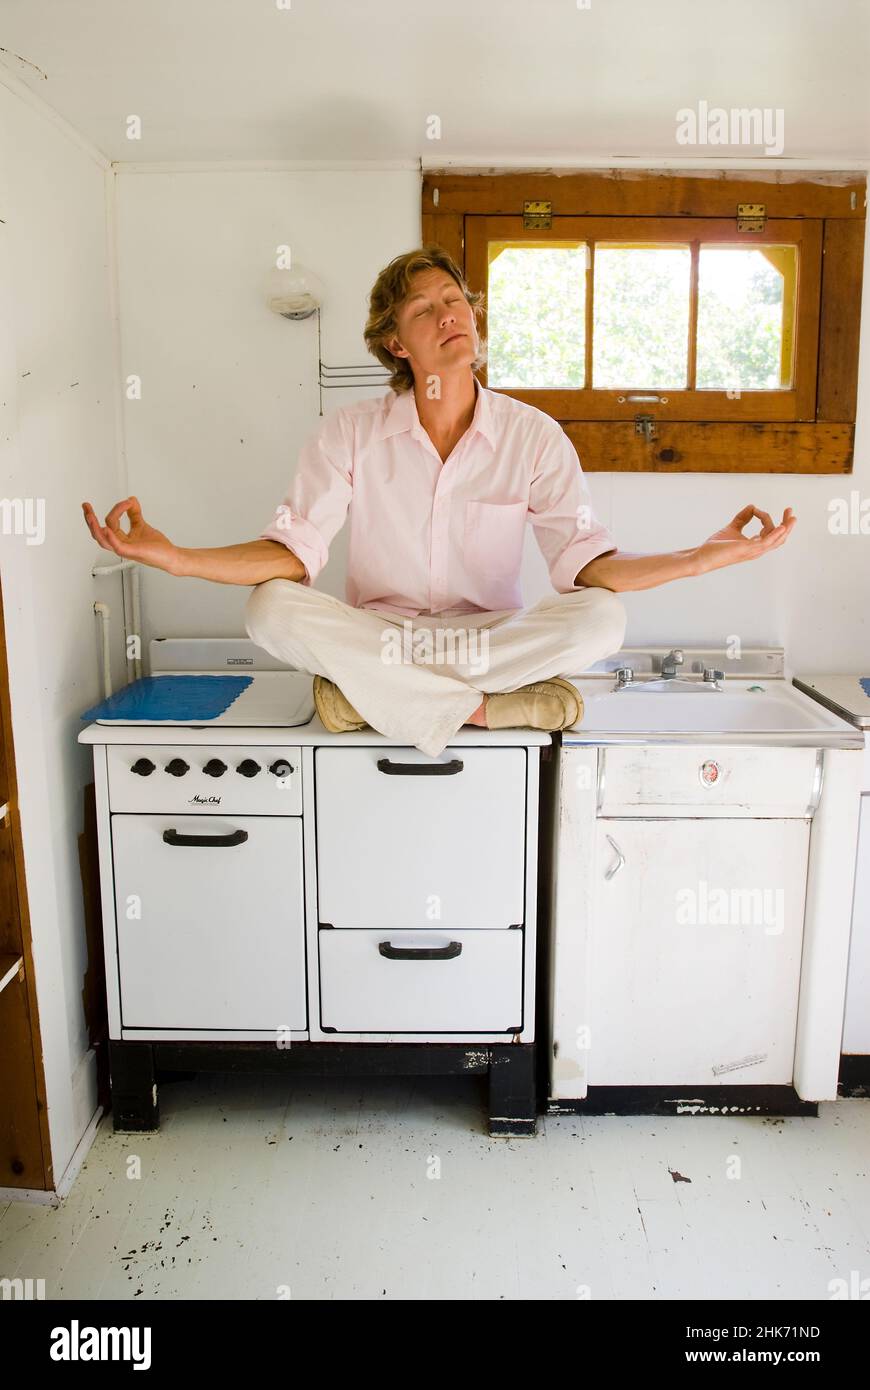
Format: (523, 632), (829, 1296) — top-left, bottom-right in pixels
(464, 500), (528, 576)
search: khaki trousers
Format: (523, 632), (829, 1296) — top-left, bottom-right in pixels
(244, 580), (627, 758)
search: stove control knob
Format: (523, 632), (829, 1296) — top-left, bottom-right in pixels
(236, 759), (261, 778)
(268, 760), (294, 779)
(165, 758), (189, 777)
(202, 758), (228, 778)
(130, 758), (156, 777)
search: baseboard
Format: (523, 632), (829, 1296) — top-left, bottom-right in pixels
(839, 1053), (870, 1094)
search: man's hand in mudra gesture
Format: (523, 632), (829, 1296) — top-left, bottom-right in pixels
(694, 505), (796, 575)
(574, 505), (796, 592)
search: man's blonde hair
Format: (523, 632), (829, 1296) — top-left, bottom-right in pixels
(364, 244), (486, 394)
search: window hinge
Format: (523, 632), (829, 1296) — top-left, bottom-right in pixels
(737, 202), (766, 232)
(524, 200), (552, 229)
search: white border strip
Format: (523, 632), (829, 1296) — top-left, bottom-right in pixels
(422, 156), (870, 173)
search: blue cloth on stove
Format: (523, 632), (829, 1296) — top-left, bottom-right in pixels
(80, 674), (253, 722)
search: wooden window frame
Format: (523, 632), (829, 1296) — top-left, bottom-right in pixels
(423, 170), (866, 473)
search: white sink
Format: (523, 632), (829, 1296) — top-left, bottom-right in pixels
(564, 678), (862, 744)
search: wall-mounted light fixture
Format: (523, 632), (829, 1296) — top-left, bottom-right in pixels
(267, 263), (324, 319)
(267, 260), (389, 414)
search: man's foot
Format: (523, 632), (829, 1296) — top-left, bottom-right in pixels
(484, 678), (583, 732)
(312, 675), (369, 733)
(465, 700), (488, 727)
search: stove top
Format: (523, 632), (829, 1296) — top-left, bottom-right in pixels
(88, 670), (315, 727)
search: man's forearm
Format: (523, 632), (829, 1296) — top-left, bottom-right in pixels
(175, 539), (307, 585)
(575, 547), (700, 592)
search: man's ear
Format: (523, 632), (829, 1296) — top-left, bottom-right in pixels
(386, 336), (407, 359)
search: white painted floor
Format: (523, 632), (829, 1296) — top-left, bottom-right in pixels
(2, 1074), (869, 1300)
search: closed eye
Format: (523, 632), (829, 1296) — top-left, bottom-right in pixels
(415, 296), (462, 317)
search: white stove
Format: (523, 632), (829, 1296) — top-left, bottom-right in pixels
(77, 635), (546, 1143)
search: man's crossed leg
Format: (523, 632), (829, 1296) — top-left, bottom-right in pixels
(244, 579), (627, 758)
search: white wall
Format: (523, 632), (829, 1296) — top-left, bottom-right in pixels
(0, 80), (122, 1190)
(115, 169), (420, 643)
(118, 168), (870, 674)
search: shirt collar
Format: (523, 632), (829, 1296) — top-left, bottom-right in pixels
(374, 376), (496, 451)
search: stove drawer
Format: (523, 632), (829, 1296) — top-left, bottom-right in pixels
(107, 745), (302, 814)
(597, 745), (820, 817)
(318, 928), (523, 1033)
(315, 747), (527, 928)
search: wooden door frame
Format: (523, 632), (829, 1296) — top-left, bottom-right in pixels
(0, 575), (53, 1191)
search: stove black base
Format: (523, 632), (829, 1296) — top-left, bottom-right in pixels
(108, 1038), (537, 1138)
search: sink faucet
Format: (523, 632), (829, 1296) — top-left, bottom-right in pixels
(661, 648), (684, 680)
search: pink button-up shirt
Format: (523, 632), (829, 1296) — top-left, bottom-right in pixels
(259, 378), (616, 617)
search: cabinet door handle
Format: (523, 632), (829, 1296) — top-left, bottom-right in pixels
(376, 758), (464, 775)
(162, 828), (249, 847)
(378, 940), (462, 960)
(604, 834), (625, 880)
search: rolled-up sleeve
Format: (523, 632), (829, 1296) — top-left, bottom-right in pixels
(528, 422), (616, 591)
(258, 408), (354, 586)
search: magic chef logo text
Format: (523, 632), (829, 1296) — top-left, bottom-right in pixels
(189, 793), (221, 805)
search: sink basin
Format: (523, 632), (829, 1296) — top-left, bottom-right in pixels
(563, 678), (863, 745)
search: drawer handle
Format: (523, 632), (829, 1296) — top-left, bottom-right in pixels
(376, 758), (464, 776)
(603, 834), (625, 880)
(162, 827), (249, 848)
(378, 940), (463, 960)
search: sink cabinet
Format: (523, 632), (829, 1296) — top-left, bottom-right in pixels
(589, 816), (808, 1085)
(547, 741), (864, 1109)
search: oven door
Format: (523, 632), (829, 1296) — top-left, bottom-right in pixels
(112, 814), (306, 1031)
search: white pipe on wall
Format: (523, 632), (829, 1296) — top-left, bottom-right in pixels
(130, 565), (143, 679)
(91, 557), (143, 680)
(92, 601), (112, 698)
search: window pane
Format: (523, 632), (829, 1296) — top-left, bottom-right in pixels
(593, 245), (691, 389)
(696, 245), (796, 390)
(486, 243), (586, 388)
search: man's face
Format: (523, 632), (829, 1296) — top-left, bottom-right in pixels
(387, 268), (477, 383)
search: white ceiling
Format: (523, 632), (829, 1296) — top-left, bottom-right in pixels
(1, 0), (868, 165)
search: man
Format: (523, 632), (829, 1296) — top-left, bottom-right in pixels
(82, 244), (796, 758)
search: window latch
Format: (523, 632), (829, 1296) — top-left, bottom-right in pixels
(634, 414), (657, 442)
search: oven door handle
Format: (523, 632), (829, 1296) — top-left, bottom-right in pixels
(162, 827), (249, 848)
